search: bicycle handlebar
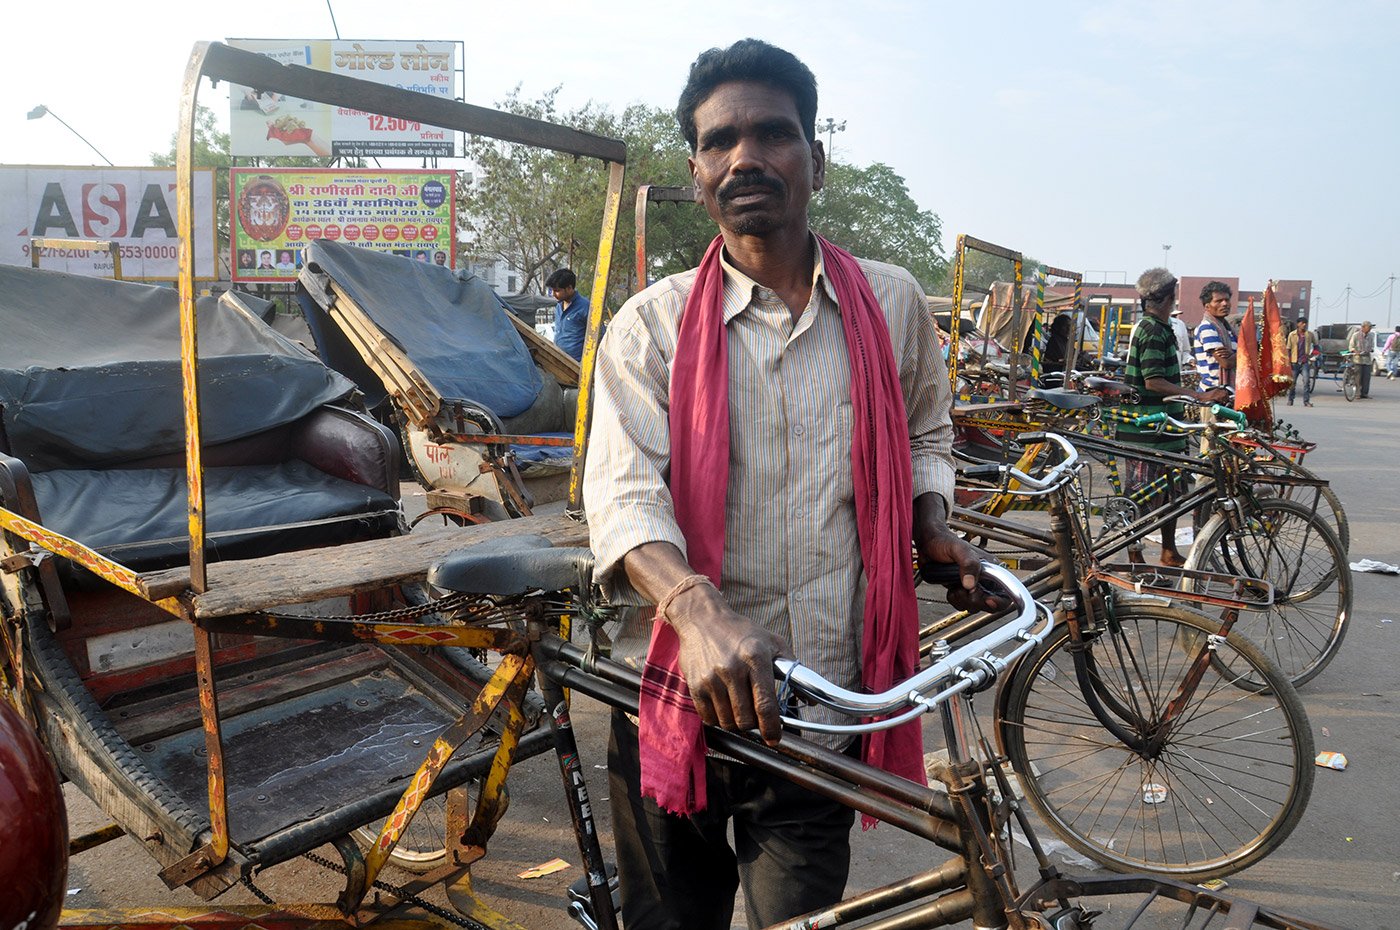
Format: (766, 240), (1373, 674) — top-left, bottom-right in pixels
(956, 433), (1081, 496)
(1130, 403), (1246, 430)
(773, 562), (1053, 733)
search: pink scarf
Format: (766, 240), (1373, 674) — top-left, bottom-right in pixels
(638, 234), (925, 817)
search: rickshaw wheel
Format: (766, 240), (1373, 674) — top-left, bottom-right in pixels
(410, 506), (490, 529)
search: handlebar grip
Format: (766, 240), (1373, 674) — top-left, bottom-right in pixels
(1210, 404), (1247, 426)
(959, 463), (1004, 480)
(1131, 411), (1168, 426)
(919, 561), (964, 586)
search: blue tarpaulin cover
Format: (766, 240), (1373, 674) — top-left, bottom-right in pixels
(0, 266), (356, 470)
(298, 241), (542, 418)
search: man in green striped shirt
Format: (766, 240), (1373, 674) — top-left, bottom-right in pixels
(1119, 268), (1230, 565)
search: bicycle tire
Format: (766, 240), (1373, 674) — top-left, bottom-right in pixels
(1000, 601), (1314, 880)
(1184, 497), (1350, 687)
(1342, 368), (1358, 401)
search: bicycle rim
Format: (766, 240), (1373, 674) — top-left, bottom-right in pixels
(999, 603), (1313, 880)
(1343, 373), (1357, 401)
(353, 792), (451, 873)
(1185, 497), (1350, 687)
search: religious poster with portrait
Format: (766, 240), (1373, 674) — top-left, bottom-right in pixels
(229, 168), (455, 283)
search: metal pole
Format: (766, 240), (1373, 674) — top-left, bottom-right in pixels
(1387, 275), (1395, 330)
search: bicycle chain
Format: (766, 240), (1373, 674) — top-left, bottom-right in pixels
(256, 591), (483, 625)
(301, 850), (491, 930)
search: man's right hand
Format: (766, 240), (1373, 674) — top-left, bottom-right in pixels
(665, 584), (788, 746)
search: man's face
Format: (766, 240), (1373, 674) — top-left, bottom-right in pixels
(1204, 291), (1232, 318)
(1362, 323), (1373, 335)
(551, 285), (575, 304)
(688, 81), (824, 238)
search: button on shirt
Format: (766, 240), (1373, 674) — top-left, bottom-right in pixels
(583, 241), (955, 733)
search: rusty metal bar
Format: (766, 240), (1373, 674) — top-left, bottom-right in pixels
(568, 160), (626, 514)
(29, 237), (122, 279)
(0, 506), (184, 617)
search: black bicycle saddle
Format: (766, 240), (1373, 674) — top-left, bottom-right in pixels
(1025, 387), (1101, 411)
(429, 535), (595, 595)
(1081, 376), (1131, 396)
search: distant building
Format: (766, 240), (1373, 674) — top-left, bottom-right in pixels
(1047, 275), (1312, 328)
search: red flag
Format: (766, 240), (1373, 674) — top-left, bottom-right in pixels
(1261, 283), (1293, 388)
(1234, 295), (1271, 424)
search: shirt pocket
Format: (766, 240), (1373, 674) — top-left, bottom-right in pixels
(832, 401), (854, 502)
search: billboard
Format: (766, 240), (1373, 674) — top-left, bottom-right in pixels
(0, 166), (218, 281)
(229, 168), (455, 283)
(227, 39), (456, 158)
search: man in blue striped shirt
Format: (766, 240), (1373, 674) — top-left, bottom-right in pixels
(1193, 281), (1237, 389)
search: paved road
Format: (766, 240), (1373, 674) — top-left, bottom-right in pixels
(67, 378), (1399, 928)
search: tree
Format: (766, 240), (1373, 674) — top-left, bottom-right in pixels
(809, 161), (945, 293)
(151, 105), (232, 267)
(459, 91), (950, 306)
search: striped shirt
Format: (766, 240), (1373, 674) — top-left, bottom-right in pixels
(1193, 316), (1236, 389)
(583, 240), (955, 729)
(1119, 314), (1186, 452)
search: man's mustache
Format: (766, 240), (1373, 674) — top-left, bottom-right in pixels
(718, 174), (785, 203)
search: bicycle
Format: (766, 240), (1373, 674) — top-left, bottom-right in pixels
(1340, 351), (1359, 402)
(420, 538), (1332, 929)
(957, 395), (1350, 688)
(944, 432), (1313, 879)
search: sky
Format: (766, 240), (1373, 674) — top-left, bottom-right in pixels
(4, 0), (1397, 328)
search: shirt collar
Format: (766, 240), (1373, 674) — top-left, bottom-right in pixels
(716, 234), (831, 324)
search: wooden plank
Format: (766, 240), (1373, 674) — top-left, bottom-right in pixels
(509, 313), (582, 388)
(113, 646), (389, 745)
(138, 513), (589, 620)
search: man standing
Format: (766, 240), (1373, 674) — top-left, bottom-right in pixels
(1169, 306), (1194, 383)
(1119, 269), (1230, 566)
(583, 39), (995, 930)
(1347, 320), (1375, 398)
(1286, 318), (1317, 406)
(546, 267), (591, 361)
(1193, 280), (1237, 390)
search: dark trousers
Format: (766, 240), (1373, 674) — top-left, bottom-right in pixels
(1359, 362), (1373, 397)
(1289, 362), (1312, 403)
(607, 711), (855, 930)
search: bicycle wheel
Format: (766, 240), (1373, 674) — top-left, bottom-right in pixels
(1185, 497), (1350, 687)
(353, 791), (453, 873)
(1342, 368), (1358, 401)
(1000, 602), (1313, 880)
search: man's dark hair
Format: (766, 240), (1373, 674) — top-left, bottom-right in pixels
(1199, 280), (1233, 305)
(676, 39), (818, 152)
(545, 268), (576, 290)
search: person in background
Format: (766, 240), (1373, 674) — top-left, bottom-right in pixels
(1193, 281), (1236, 390)
(1286, 317), (1317, 406)
(1169, 306), (1195, 385)
(1347, 320), (1375, 398)
(546, 267), (591, 361)
(1120, 268), (1230, 567)
(1383, 325), (1400, 379)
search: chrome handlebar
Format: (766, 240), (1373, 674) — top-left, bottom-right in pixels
(772, 562), (1053, 734)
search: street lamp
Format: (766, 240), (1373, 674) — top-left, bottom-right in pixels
(27, 104), (114, 166)
(817, 117), (846, 159)
(1161, 244), (1171, 268)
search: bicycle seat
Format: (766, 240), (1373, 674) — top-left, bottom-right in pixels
(1099, 355), (1126, 370)
(1025, 387), (1100, 411)
(1081, 376), (1131, 396)
(1039, 372), (1066, 388)
(429, 535), (595, 595)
